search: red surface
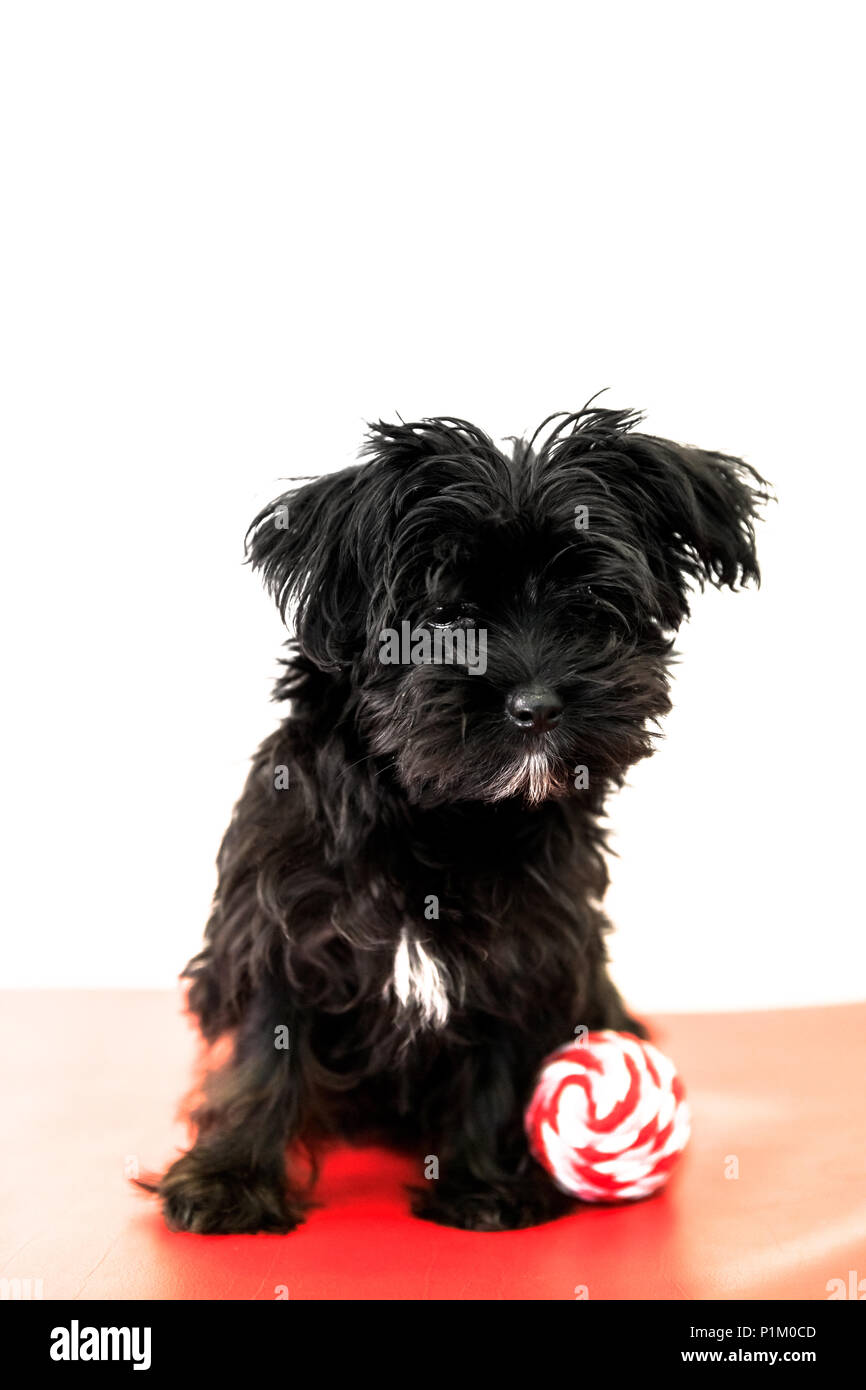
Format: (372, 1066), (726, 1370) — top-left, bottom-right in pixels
(1, 992), (864, 1300)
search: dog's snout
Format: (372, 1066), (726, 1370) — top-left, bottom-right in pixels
(505, 685), (563, 732)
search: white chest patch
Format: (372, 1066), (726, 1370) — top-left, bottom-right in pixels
(388, 928), (450, 1030)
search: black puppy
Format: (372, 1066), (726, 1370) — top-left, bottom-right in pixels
(147, 405), (766, 1233)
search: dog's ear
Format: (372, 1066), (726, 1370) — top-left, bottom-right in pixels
(616, 431), (770, 629)
(536, 408), (770, 629)
(246, 465), (385, 668)
(246, 418), (505, 667)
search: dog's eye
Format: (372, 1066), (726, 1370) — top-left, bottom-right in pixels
(429, 603), (477, 629)
(577, 584), (630, 630)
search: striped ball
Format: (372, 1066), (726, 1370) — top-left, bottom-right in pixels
(526, 1031), (690, 1202)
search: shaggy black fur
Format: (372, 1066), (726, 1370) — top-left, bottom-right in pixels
(142, 404), (767, 1233)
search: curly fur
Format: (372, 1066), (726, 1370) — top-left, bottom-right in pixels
(141, 403), (768, 1233)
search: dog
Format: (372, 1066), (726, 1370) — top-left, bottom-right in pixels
(144, 403), (767, 1233)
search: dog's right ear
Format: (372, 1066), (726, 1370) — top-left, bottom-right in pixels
(246, 466), (382, 669)
(246, 416), (493, 667)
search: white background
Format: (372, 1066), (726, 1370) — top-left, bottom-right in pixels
(2, 2), (863, 1011)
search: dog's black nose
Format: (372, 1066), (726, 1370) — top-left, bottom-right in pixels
(506, 685), (563, 732)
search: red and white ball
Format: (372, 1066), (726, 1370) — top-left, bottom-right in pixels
(526, 1031), (690, 1202)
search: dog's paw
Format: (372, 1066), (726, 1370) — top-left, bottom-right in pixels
(410, 1179), (573, 1232)
(156, 1151), (305, 1235)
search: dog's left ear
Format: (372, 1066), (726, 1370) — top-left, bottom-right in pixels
(620, 432), (770, 629)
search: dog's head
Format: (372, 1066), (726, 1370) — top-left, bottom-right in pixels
(247, 407), (768, 807)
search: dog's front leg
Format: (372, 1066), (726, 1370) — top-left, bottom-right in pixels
(154, 986), (310, 1234)
(409, 1031), (574, 1232)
